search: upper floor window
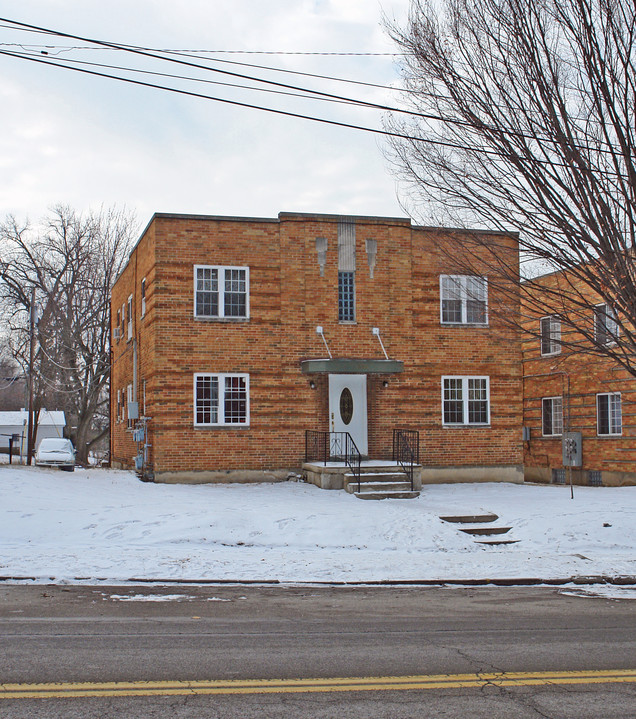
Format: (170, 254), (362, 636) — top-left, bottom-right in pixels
(115, 309), (121, 342)
(141, 278), (146, 317)
(594, 303), (619, 346)
(540, 315), (561, 356)
(542, 396), (563, 436)
(120, 302), (125, 337)
(194, 266), (249, 319)
(440, 275), (488, 325)
(194, 373), (249, 426)
(442, 376), (490, 426)
(127, 295), (133, 340)
(597, 392), (621, 436)
(338, 271), (355, 322)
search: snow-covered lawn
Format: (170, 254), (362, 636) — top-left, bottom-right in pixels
(1, 465), (636, 587)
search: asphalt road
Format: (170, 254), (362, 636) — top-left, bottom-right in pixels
(1, 583), (636, 718)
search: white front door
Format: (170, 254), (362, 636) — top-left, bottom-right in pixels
(328, 374), (368, 456)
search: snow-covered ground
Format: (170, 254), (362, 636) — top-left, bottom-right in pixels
(1, 465), (636, 593)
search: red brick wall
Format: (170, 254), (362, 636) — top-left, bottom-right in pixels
(522, 272), (636, 482)
(111, 213), (523, 477)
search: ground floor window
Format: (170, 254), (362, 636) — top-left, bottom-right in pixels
(194, 373), (249, 426)
(597, 392), (621, 436)
(442, 376), (490, 425)
(542, 396), (563, 436)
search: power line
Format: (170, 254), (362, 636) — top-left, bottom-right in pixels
(5, 48), (370, 109)
(1, 47), (484, 150)
(0, 41), (401, 56)
(0, 18), (631, 167)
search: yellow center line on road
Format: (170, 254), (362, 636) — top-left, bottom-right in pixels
(2, 669), (636, 699)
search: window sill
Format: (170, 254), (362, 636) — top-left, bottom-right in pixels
(194, 316), (250, 323)
(441, 322), (489, 328)
(442, 423), (491, 428)
(339, 321), (357, 325)
(194, 424), (250, 429)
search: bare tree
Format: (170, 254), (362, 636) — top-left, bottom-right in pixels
(387, 0), (636, 371)
(0, 206), (137, 464)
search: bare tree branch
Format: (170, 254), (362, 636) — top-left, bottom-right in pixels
(0, 205), (137, 464)
(387, 0), (636, 372)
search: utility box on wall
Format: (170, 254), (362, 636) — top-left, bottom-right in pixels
(562, 431), (582, 467)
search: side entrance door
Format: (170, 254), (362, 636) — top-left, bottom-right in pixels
(328, 374), (368, 456)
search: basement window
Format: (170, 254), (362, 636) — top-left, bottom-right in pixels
(194, 373), (249, 426)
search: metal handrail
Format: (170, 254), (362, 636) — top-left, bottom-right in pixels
(392, 429), (420, 492)
(305, 430), (362, 491)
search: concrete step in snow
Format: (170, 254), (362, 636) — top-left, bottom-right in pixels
(344, 472), (413, 492)
(440, 513), (499, 524)
(439, 512), (519, 546)
(459, 526), (512, 536)
(345, 472), (420, 499)
(354, 490), (420, 500)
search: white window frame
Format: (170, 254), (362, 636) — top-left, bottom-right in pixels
(594, 303), (619, 346)
(127, 295), (133, 340)
(141, 277), (146, 317)
(540, 315), (561, 356)
(441, 375), (490, 426)
(116, 389), (122, 423)
(194, 373), (250, 427)
(440, 275), (488, 326)
(542, 396), (563, 437)
(194, 265), (250, 320)
(597, 392), (622, 436)
(121, 302), (125, 337)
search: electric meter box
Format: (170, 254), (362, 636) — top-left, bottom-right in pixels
(562, 431), (582, 467)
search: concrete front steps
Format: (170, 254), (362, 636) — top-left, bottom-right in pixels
(344, 471), (420, 500)
(303, 461), (422, 498)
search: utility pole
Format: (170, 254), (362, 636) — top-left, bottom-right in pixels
(26, 287), (36, 465)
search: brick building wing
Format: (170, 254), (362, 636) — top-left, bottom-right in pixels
(110, 212), (523, 486)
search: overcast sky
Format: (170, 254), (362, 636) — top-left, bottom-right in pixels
(0, 1), (414, 227)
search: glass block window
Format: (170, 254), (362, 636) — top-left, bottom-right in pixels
(194, 373), (249, 426)
(540, 315), (561, 355)
(594, 304), (619, 345)
(542, 396), (563, 436)
(597, 392), (621, 436)
(338, 271), (355, 322)
(588, 470), (603, 487)
(194, 266), (249, 319)
(442, 376), (490, 425)
(440, 275), (488, 325)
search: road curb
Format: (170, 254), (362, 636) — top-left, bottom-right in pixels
(2, 575), (636, 587)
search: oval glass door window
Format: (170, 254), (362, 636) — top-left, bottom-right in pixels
(339, 387), (354, 425)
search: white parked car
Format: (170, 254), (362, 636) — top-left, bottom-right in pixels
(35, 438), (76, 471)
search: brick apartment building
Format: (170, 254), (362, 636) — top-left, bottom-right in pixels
(110, 212), (523, 484)
(523, 270), (636, 486)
